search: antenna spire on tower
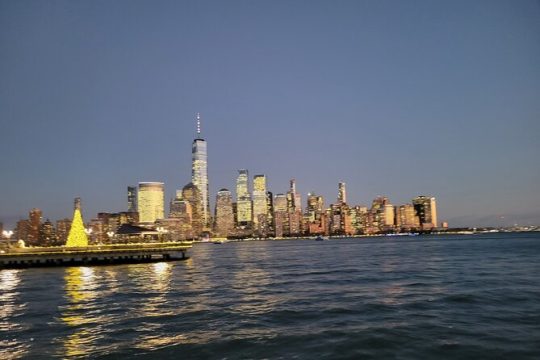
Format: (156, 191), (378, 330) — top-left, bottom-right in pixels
(196, 112), (201, 135)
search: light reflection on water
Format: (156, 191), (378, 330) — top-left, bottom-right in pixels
(0, 270), (29, 359)
(61, 267), (101, 357)
(1, 234), (539, 359)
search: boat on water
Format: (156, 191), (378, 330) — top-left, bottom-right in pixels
(315, 235), (327, 241)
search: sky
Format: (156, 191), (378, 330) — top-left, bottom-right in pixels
(1, 0), (539, 228)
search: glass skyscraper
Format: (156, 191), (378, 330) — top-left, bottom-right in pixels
(191, 113), (210, 229)
(236, 169), (252, 226)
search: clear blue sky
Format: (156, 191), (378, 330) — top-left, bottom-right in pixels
(1, 0), (539, 228)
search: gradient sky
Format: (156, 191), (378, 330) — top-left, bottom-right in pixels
(1, 0), (539, 228)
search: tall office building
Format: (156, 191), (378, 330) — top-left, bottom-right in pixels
(273, 194), (287, 236)
(287, 179), (302, 213)
(338, 182), (347, 204)
(137, 182), (164, 223)
(252, 175), (268, 226)
(39, 219), (56, 246)
(28, 208), (42, 246)
(236, 169), (252, 226)
(56, 218), (71, 244)
(307, 193), (324, 221)
(191, 113), (210, 229)
(412, 196), (438, 229)
(127, 186), (137, 212)
(182, 183), (204, 235)
(273, 194), (287, 213)
(214, 189), (235, 237)
(397, 204), (420, 229)
(266, 191), (274, 229)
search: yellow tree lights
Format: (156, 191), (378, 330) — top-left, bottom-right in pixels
(65, 198), (88, 247)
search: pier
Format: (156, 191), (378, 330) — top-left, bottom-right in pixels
(0, 242), (192, 269)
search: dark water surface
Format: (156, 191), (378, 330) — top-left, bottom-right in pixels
(1, 233), (540, 359)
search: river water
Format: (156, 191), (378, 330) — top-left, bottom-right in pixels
(1, 233), (539, 359)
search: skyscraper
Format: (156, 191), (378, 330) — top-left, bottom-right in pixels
(252, 175), (268, 226)
(28, 208), (42, 246)
(137, 182), (164, 223)
(412, 196), (438, 230)
(182, 183), (204, 235)
(338, 182), (347, 204)
(307, 193), (324, 221)
(214, 189), (234, 237)
(236, 169), (252, 227)
(191, 113), (210, 229)
(127, 186), (137, 213)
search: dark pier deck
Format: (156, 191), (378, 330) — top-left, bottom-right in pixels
(0, 242), (192, 269)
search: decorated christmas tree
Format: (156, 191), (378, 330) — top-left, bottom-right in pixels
(66, 198), (88, 247)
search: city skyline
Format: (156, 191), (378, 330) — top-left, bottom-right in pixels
(1, 1), (539, 228)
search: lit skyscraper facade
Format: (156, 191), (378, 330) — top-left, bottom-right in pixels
(214, 189), (235, 237)
(127, 186), (137, 213)
(191, 113), (210, 229)
(397, 204), (420, 230)
(137, 182), (164, 223)
(182, 183), (204, 235)
(307, 193), (324, 221)
(338, 182), (347, 204)
(412, 196), (438, 229)
(236, 169), (252, 226)
(28, 208), (42, 246)
(252, 175), (268, 226)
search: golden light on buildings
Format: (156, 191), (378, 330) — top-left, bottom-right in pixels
(137, 182), (165, 223)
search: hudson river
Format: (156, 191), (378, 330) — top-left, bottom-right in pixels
(1, 233), (539, 359)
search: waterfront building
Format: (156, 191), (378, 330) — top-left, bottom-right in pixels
(382, 204), (396, 229)
(287, 179), (302, 213)
(182, 182), (204, 236)
(266, 191), (274, 231)
(307, 193), (324, 222)
(39, 219), (56, 246)
(288, 211), (302, 236)
(169, 191), (194, 240)
(28, 208), (42, 246)
(56, 218), (71, 244)
(396, 204), (420, 231)
(370, 196), (389, 231)
(214, 189), (235, 237)
(273, 194), (287, 213)
(15, 219), (29, 243)
(191, 113), (210, 229)
(274, 211), (286, 238)
(338, 182), (347, 204)
(252, 175), (268, 227)
(273, 193), (287, 237)
(286, 179), (302, 235)
(137, 182), (164, 223)
(236, 169), (252, 227)
(412, 196), (438, 230)
(127, 186), (137, 213)
(169, 190), (186, 217)
(352, 206), (369, 234)
(89, 218), (107, 244)
(97, 212), (139, 234)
